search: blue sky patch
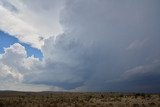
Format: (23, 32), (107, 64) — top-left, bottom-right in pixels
(0, 31), (43, 59)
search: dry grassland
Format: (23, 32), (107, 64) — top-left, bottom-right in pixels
(0, 91), (159, 107)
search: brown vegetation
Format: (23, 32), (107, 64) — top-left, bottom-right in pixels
(0, 91), (159, 107)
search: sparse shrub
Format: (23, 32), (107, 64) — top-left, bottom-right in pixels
(142, 103), (146, 107)
(141, 93), (146, 98)
(0, 101), (4, 106)
(133, 103), (139, 107)
(135, 93), (146, 98)
(101, 94), (104, 98)
(119, 94), (123, 97)
(149, 102), (156, 106)
(109, 103), (113, 107)
(114, 97), (121, 102)
(91, 104), (96, 107)
(0, 92), (158, 107)
(146, 94), (151, 98)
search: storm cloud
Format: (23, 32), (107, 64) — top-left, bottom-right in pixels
(0, 0), (160, 92)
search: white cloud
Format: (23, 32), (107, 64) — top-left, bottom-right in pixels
(0, 43), (65, 91)
(0, 43), (39, 74)
(0, 63), (23, 82)
(0, 0), (64, 49)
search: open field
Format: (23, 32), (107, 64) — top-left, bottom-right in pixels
(0, 91), (159, 107)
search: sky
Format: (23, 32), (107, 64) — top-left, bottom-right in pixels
(0, 0), (160, 93)
(0, 31), (43, 58)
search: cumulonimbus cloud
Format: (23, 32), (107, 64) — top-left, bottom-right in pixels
(0, 0), (160, 92)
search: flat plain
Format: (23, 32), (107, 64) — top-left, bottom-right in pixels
(0, 91), (159, 107)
